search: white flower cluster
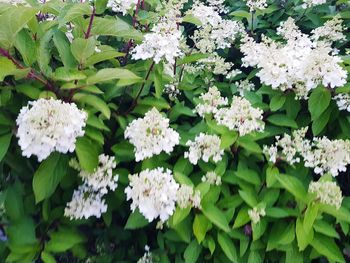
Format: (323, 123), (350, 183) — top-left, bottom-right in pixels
(201, 171), (222, 185)
(302, 0), (326, 8)
(137, 246), (153, 263)
(185, 133), (224, 164)
(240, 17), (347, 99)
(176, 184), (201, 209)
(334, 93), (350, 112)
(65, 154), (118, 220)
(303, 137), (350, 177)
(264, 127), (350, 176)
(235, 79), (255, 96)
(132, 18), (182, 64)
(106, 0), (138, 15)
(125, 168), (179, 222)
(308, 181), (343, 209)
(164, 83), (181, 101)
(214, 96), (264, 136)
(69, 155), (118, 195)
(311, 15), (346, 43)
(64, 184), (107, 220)
(195, 86), (228, 116)
(125, 108), (180, 162)
(245, 0), (267, 12)
(16, 98), (87, 161)
(248, 207), (266, 224)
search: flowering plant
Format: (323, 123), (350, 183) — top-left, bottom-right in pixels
(0, 0), (349, 262)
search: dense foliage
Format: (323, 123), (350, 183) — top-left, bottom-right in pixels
(0, 0), (350, 262)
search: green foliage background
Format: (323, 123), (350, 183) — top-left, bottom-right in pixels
(0, 0), (350, 262)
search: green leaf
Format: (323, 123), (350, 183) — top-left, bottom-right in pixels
(220, 131), (238, 149)
(14, 29), (37, 66)
(267, 114), (298, 128)
(53, 67), (86, 81)
(37, 29), (54, 77)
(303, 204), (319, 234)
(313, 220), (339, 239)
(6, 217), (37, 247)
(53, 30), (77, 68)
(233, 207), (250, 228)
(184, 240), (201, 263)
(41, 251), (56, 263)
(193, 214), (211, 244)
(182, 14), (202, 26)
(86, 68), (142, 85)
(46, 228), (86, 253)
(71, 38), (96, 65)
(235, 164), (261, 186)
(5, 183), (24, 221)
(0, 57), (16, 81)
(269, 94), (286, 111)
(310, 234), (345, 263)
(171, 207), (191, 226)
(236, 137), (262, 154)
(296, 217), (313, 251)
(75, 137), (99, 172)
(238, 189), (258, 207)
(266, 166), (278, 187)
(252, 219), (267, 241)
(85, 45), (124, 67)
(0, 6), (37, 49)
(125, 209), (149, 229)
(308, 87), (331, 121)
(311, 106), (332, 136)
(0, 132), (11, 162)
(33, 153), (68, 203)
(153, 63), (163, 98)
(202, 203), (230, 232)
(73, 93), (111, 119)
(267, 222), (295, 251)
(59, 2), (91, 26)
(217, 232), (238, 263)
(275, 173), (307, 201)
(177, 53), (209, 65)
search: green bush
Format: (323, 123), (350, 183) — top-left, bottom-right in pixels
(0, 0), (350, 262)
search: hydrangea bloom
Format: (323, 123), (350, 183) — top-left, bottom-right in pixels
(125, 168), (179, 222)
(184, 133), (223, 164)
(69, 154), (118, 195)
(106, 0), (138, 15)
(311, 15), (346, 43)
(248, 207), (266, 224)
(16, 98), (87, 161)
(308, 181), (343, 209)
(64, 184), (107, 220)
(235, 79), (255, 96)
(195, 86), (228, 116)
(132, 18), (182, 64)
(240, 18), (347, 99)
(176, 184), (201, 209)
(201, 171), (222, 185)
(214, 96), (264, 136)
(125, 108), (180, 161)
(333, 93), (350, 112)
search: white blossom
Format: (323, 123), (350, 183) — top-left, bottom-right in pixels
(309, 181), (343, 209)
(311, 15), (346, 43)
(195, 86), (228, 116)
(137, 246), (153, 263)
(201, 171), (222, 185)
(16, 98), (87, 161)
(334, 93), (350, 112)
(125, 168), (179, 222)
(214, 96), (264, 136)
(184, 133), (224, 165)
(302, 0), (326, 8)
(69, 155), (118, 195)
(164, 83), (181, 101)
(235, 79), (255, 96)
(248, 207), (266, 224)
(132, 18), (182, 64)
(64, 184), (107, 220)
(176, 184), (201, 209)
(245, 0), (267, 12)
(107, 0), (138, 15)
(124, 108), (180, 162)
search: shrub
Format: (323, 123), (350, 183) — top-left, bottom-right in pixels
(0, 0), (349, 262)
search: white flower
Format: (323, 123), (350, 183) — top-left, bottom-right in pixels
(184, 133), (224, 165)
(195, 86), (228, 117)
(16, 98), (87, 161)
(245, 0), (267, 12)
(107, 0), (138, 15)
(235, 79), (255, 96)
(201, 171), (222, 185)
(64, 184), (107, 220)
(311, 15), (346, 43)
(334, 93), (350, 112)
(125, 168), (179, 222)
(176, 184), (201, 209)
(302, 0), (326, 8)
(248, 207), (266, 224)
(187, 2), (222, 27)
(70, 154), (118, 195)
(302, 137), (350, 177)
(137, 246), (153, 263)
(124, 108), (180, 162)
(164, 83), (181, 101)
(308, 181), (343, 209)
(132, 18), (183, 64)
(214, 96), (264, 136)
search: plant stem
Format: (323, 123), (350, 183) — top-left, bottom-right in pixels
(85, 6), (96, 39)
(123, 61), (155, 115)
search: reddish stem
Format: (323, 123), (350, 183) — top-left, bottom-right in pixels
(85, 6), (96, 39)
